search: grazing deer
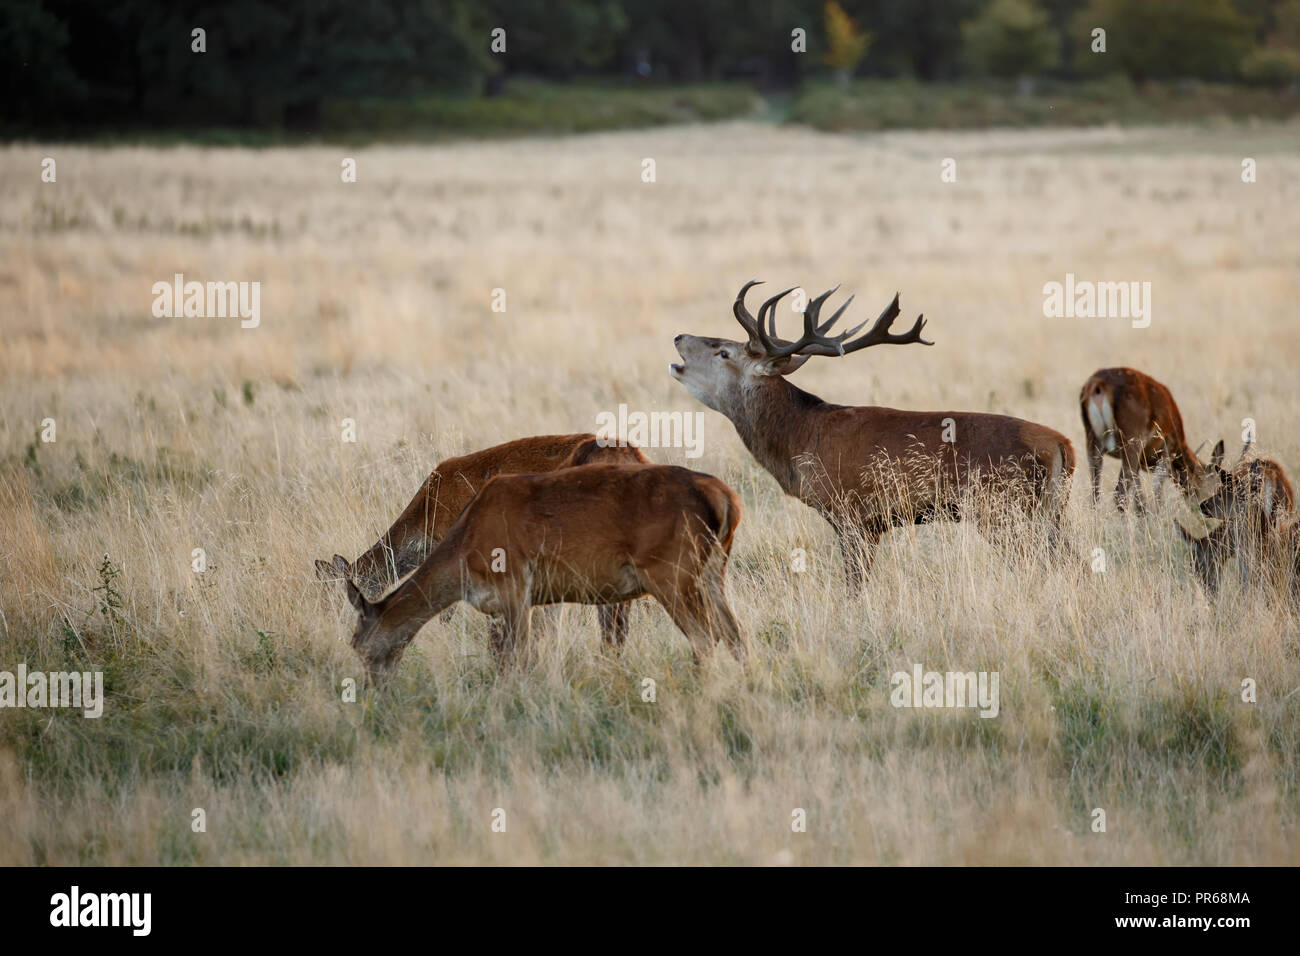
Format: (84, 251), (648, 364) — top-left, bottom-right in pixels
(671, 281), (1076, 592)
(339, 463), (745, 681)
(1177, 446), (1297, 602)
(316, 434), (647, 646)
(1079, 367), (1221, 511)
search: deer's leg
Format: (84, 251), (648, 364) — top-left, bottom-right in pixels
(1187, 533), (1222, 596)
(832, 516), (884, 594)
(701, 583), (746, 662)
(1151, 454), (1170, 508)
(639, 566), (714, 664)
(597, 602), (630, 648)
(656, 586), (717, 664)
(1114, 458), (1140, 513)
(490, 598), (533, 671)
(531, 604), (562, 639)
(487, 616), (511, 668)
(1237, 547), (1253, 596)
(1085, 430), (1104, 506)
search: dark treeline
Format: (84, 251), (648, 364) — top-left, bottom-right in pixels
(3, 0), (1297, 132)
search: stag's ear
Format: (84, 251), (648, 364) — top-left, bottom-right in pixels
(756, 353), (811, 377)
(332, 554), (351, 575)
(1210, 440), (1225, 469)
(314, 558), (338, 581)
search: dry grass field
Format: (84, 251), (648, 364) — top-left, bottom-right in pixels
(1, 119), (1298, 864)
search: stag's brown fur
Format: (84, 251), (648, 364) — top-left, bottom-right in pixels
(672, 282), (1075, 592)
(1080, 367), (1219, 510)
(343, 463), (745, 680)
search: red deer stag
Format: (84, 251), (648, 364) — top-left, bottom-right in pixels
(340, 463), (745, 681)
(1079, 367), (1221, 511)
(316, 434), (647, 645)
(1177, 446), (1297, 603)
(670, 281), (1075, 592)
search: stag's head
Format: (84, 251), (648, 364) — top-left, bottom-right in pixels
(670, 280), (931, 414)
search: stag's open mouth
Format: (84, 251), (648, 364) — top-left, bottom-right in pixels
(669, 363), (684, 377)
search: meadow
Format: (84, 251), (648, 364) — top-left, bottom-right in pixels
(1, 119), (1298, 864)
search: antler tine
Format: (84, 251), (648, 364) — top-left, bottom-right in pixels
(819, 293), (865, 339)
(839, 293), (932, 355)
(743, 285), (934, 361)
(732, 280), (765, 341)
(799, 284), (835, 330)
(754, 286), (798, 350)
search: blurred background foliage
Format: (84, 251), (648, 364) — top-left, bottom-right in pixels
(3, 0), (1300, 137)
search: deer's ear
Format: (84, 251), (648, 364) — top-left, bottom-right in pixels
(344, 578), (368, 613)
(1175, 516), (1209, 542)
(1210, 440), (1225, 469)
(756, 353), (810, 377)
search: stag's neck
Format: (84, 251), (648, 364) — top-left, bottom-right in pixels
(728, 377), (834, 494)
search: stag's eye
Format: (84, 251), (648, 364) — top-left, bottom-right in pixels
(717, 349), (730, 360)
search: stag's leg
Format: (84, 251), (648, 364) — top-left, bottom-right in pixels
(597, 603), (630, 648)
(832, 517), (884, 593)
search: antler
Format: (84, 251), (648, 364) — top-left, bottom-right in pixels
(732, 280), (932, 361)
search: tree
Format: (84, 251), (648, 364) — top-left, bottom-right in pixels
(1240, 0), (1300, 87)
(0, 0), (81, 125)
(823, 0), (870, 85)
(963, 0), (1060, 80)
(1074, 0), (1253, 82)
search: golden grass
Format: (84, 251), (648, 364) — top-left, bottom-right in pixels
(1, 120), (1298, 864)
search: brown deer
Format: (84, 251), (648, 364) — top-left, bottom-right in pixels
(316, 434), (647, 645)
(1177, 446), (1297, 602)
(339, 463), (745, 681)
(671, 281), (1076, 592)
(1079, 367), (1222, 511)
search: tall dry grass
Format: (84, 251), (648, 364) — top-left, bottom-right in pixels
(1, 120), (1298, 864)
